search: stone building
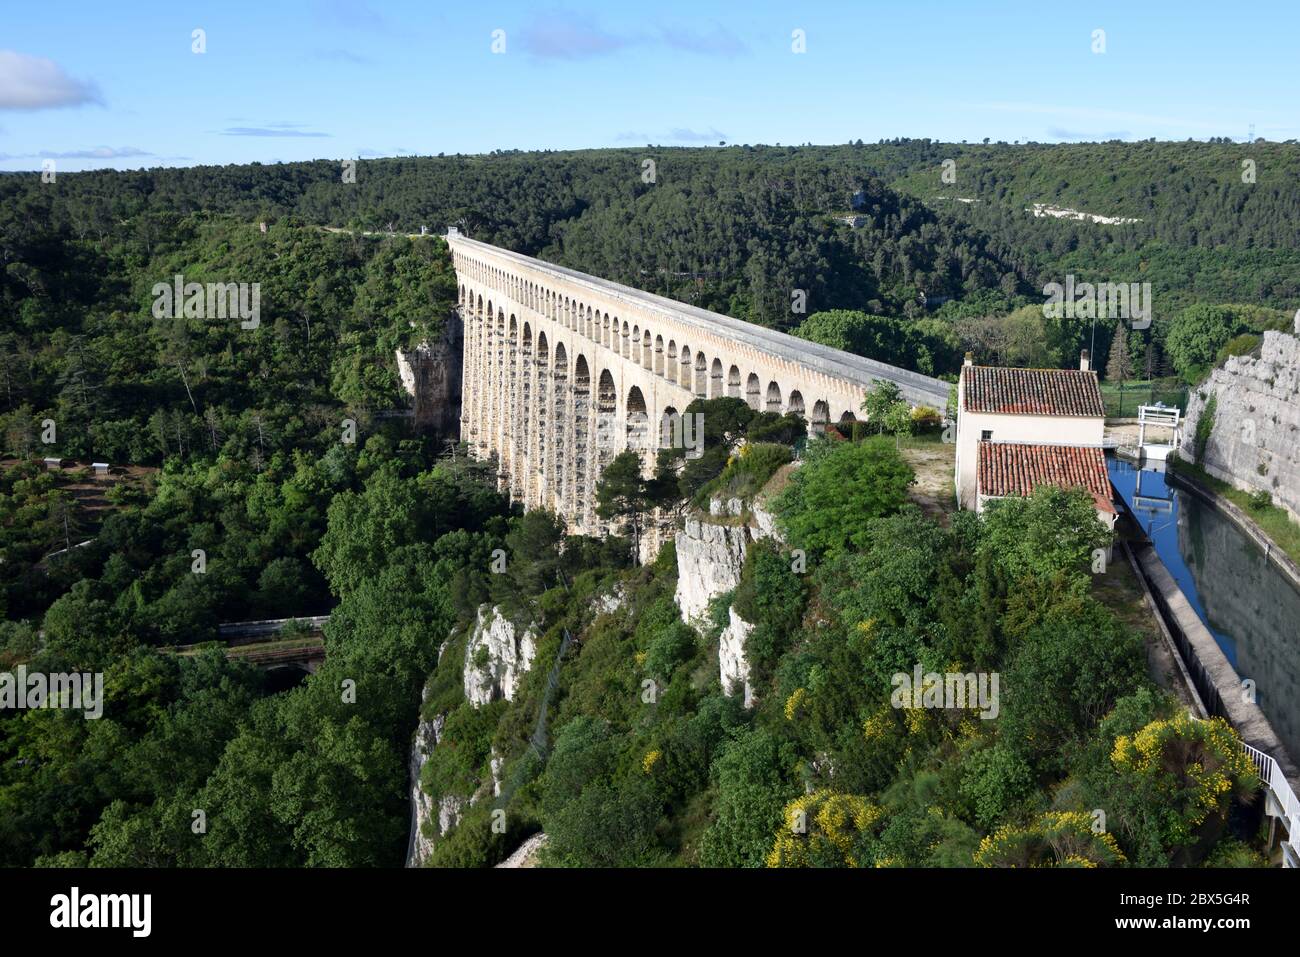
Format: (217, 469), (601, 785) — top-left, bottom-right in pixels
(955, 351), (1116, 529)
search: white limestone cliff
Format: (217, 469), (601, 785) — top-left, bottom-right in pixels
(718, 607), (755, 708)
(674, 515), (750, 625)
(675, 490), (786, 708)
(406, 700), (445, 867)
(463, 604), (538, 707)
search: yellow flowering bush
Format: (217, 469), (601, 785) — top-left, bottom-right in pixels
(975, 811), (1126, 868)
(862, 707), (893, 742)
(766, 790), (884, 868)
(1110, 713), (1257, 848)
(784, 687), (807, 722)
(642, 749), (662, 774)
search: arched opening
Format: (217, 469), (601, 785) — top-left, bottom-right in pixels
(505, 316), (519, 488)
(626, 386), (649, 466)
(811, 400), (829, 436)
(519, 323), (534, 497)
(710, 358), (724, 398)
(766, 381), (782, 413)
(787, 390), (805, 418)
(552, 342), (567, 508)
(263, 664), (311, 694)
(595, 370), (618, 525)
(660, 405), (680, 447)
(746, 373), (761, 410)
(654, 336), (665, 376)
(694, 353), (708, 398)
(838, 410), (858, 440)
(535, 332), (550, 494)
(667, 341), (678, 383)
(573, 356), (591, 522)
(728, 365), (741, 399)
(680, 347), (692, 388)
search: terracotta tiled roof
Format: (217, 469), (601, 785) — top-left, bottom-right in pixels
(962, 365), (1105, 417)
(977, 442), (1116, 513)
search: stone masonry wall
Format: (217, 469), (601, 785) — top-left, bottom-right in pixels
(1180, 330), (1300, 521)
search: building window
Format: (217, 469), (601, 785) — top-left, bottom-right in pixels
(981, 430), (993, 442)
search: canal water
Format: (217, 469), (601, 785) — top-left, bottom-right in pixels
(1107, 456), (1300, 763)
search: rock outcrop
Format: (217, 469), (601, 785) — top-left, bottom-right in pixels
(675, 515), (750, 624)
(591, 584), (626, 617)
(464, 604), (537, 707)
(675, 492), (785, 708)
(396, 313), (463, 435)
(496, 832), (548, 868)
(718, 607), (755, 708)
(406, 700), (445, 867)
(1181, 331), (1300, 520)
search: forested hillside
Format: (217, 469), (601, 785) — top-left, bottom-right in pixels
(7, 138), (1295, 382)
(0, 140), (1288, 868)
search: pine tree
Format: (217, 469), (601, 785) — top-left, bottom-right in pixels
(1105, 323), (1134, 383)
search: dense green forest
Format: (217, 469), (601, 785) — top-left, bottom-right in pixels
(413, 409), (1262, 868)
(6, 139), (1294, 385)
(0, 140), (1288, 867)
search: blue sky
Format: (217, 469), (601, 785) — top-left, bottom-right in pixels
(2, 0), (1296, 171)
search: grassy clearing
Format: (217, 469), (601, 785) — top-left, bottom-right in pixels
(1099, 378), (1188, 418)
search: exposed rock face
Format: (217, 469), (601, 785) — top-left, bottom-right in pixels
(490, 749), (505, 799)
(438, 794), (467, 837)
(718, 607), (755, 708)
(396, 313), (462, 435)
(464, 604), (538, 707)
(675, 494), (786, 708)
(750, 497), (779, 541)
(591, 584), (626, 617)
(407, 702), (445, 868)
(1181, 331), (1300, 520)
(674, 516), (750, 624)
(496, 832), (548, 868)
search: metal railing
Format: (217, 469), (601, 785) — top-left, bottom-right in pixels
(1241, 742), (1300, 868)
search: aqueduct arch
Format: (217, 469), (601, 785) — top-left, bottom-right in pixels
(447, 230), (948, 542)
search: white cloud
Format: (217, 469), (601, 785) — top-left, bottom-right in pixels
(0, 50), (101, 110)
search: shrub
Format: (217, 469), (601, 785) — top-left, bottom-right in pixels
(774, 437), (913, 558)
(1194, 392), (1217, 462)
(1216, 333), (1260, 365)
(910, 405), (942, 431)
(695, 441), (792, 507)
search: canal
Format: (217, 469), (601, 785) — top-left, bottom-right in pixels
(1108, 456), (1300, 764)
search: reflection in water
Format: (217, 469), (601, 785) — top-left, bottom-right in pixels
(1108, 457), (1300, 764)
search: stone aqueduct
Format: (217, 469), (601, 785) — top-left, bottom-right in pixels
(448, 230), (949, 537)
